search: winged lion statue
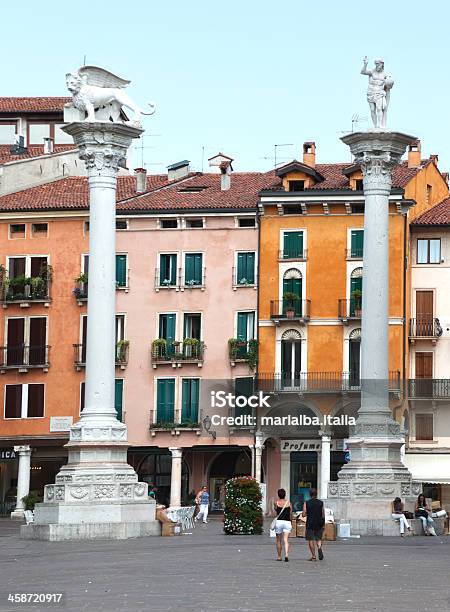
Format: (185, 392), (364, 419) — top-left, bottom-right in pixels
(66, 65), (156, 124)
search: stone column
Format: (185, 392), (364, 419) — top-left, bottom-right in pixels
(24, 122), (159, 541)
(280, 452), (291, 500)
(169, 448), (183, 507)
(328, 131), (420, 518)
(254, 434), (264, 484)
(11, 446), (31, 519)
(319, 433), (331, 500)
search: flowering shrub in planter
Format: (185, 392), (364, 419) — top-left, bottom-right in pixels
(223, 476), (263, 535)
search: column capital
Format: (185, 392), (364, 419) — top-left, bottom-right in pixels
(62, 121), (143, 179)
(169, 447), (183, 459)
(319, 433), (332, 442)
(14, 445), (31, 455)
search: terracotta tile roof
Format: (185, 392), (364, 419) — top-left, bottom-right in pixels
(0, 97), (70, 113)
(412, 197), (450, 226)
(0, 144), (76, 165)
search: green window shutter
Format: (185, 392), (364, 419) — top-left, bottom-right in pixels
(234, 377), (253, 418)
(181, 379), (199, 422)
(350, 276), (363, 316)
(185, 253), (202, 285)
(283, 232), (303, 258)
(237, 252), (255, 284)
(157, 379), (175, 423)
(160, 254), (177, 286)
(114, 379), (124, 422)
(282, 278), (302, 316)
(237, 312), (249, 342)
(159, 314), (176, 356)
(351, 230), (364, 258)
(116, 254), (127, 287)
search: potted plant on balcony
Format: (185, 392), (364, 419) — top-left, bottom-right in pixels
(283, 292), (298, 319)
(183, 337), (202, 359)
(7, 275), (29, 301)
(73, 273), (88, 299)
(351, 289), (362, 317)
(247, 339), (258, 371)
(151, 338), (167, 360)
(116, 340), (129, 364)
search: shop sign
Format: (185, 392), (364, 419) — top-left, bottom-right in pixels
(0, 449), (16, 461)
(50, 417), (73, 432)
(280, 439), (344, 453)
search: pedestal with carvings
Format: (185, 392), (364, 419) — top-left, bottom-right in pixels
(21, 123), (159, 541)
(326, 131), (421, 535)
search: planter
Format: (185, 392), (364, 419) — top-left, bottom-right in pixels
(286, 308), (295, 319)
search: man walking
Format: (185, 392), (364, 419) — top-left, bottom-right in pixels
(302, 488), (325, 561)
(195, 485), (210, 524)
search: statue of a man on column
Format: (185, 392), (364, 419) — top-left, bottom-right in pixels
(361, 57), (394, 129)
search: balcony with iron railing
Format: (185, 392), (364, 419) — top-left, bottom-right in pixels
(154, 268), (180, 291)
(228, 339), (258, 368)
(346, 248), (363, 260)
(0, 268), (52, 307)
(409, 318), (443, 343)
(73, 341), (129, 371)
(0, 345), (50, 372)
(278, 248), (308, 261)
(270, 299), (311, 323)
(73, 275), (88, 305)
(257, 371), (401, 394)
(338, 298), (362, 321)
(408, 379), (450, 399)
(232, 267), (257, 290)
(149, 407), (202, 433)
(151, 339), (205, 367)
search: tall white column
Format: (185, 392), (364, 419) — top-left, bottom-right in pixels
(11, 445), (31, 519)
(280, 452), (291, 500)
(169, 448), (183, 507)
(319, 434), (331, 500)
(254, 434), (264, 484)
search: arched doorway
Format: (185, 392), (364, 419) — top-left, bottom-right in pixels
(281, 329), (302, 388)
(283, 268), (302, 316)
(208, 449), (252, 511)
(350, 267), (363, 317)
(135, 451), (189, 507)
(349, 327), (361, 386)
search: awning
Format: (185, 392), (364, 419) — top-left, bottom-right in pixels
(404, 452), (450, 484)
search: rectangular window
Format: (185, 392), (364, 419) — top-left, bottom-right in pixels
(159, 254), (177, 286)
(186, 218), (204, 228)
(161, 219), (178, 229)
(54, 123), (74, 144)
(237, 217), (256, 228)
(184, 253), (203, 286)
(350, 230), (364, 258)
(236, 252), (256, 285)
(237, 312), (255, 344)
(115, 314), (125, 343)
(159, 314), (176, 357)
(282, 231), (303, 259)
(288, 180), (304, 192)
(29, 123), (50, 144)
(351, 203), (364, 214)
(156, 379), (175, 423)
(181, 378), (199, 422)
(116, 219), (128, 230)
(234, 377), (254, 418)
(0, 123), (16, 145)
(283, 205), (303, 215)
(415, 413), (433, 441)
(183, 313), (201, 340)
(355, 179), (364, 190)
(9, 224), (26, 239)
(31, 223), (48, 237)
(417, 239), (441, 264)
(115, 379), (124, 422)
(116, 254), (127, 287)
(84, 221), (90, 234)
(5, 383), (44, 418)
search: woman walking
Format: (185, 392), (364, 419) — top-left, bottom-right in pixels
(415, 494), (437, 535)
(302, 488), (325, 561)
(273, 489), (292, 562)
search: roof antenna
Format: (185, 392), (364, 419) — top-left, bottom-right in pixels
(201, 146), (205, 173)
(83, 54), (87, 66)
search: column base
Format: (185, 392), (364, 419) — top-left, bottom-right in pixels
(10, 509), (25, 520)
(21, 518), (160, 541)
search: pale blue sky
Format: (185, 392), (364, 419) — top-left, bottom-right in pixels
(2, 0), (449, 173)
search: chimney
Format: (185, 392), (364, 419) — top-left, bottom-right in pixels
(442, 172), (449, 186)
(167, 160), (190, 182)
(134, 167), (147, 193)
(430, 154), (439, 165)
(43, 137), (54, 154)
(407, 139), (421, 168)
(303, 142), (316, 168)
(208, 153), (234, 191)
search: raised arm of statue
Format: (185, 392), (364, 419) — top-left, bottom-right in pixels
(360, 56), (372, 76)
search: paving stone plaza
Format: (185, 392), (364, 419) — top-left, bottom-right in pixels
(1, 518), (449, 612)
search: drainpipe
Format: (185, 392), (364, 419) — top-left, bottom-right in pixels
(254, 204), (262, 473)
(403, 211), (407, 390)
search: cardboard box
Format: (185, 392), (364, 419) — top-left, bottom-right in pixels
(161, 522), (181, 537)
(323, 522), (336, 541)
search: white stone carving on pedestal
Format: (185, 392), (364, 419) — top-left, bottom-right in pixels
(326, 130), (421, 534)
(11, 446), (31, 520)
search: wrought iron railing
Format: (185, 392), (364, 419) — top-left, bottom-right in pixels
(257, 371), (401, 393)
(232, 267), (256, 287)
(408, 379), (450, 399)
(149, 408), (201, 429)
(409, 318), (443, 338)
(346, 248), (363, 259)
(0, 345), (50, 368)
(1, 274), (52, 303)
(270, 299), (311, 319)
(338, 298), (362, 318)
(151, 340), (205, 363)
(278, 249), (308, 260)
(73, 342), (129, 367)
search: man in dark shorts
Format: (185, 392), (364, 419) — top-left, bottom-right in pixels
(302, 488), (325, 561)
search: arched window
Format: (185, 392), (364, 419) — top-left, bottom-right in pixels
(349, 328), (361, 386)
(281, 329), (302, 387)
(350, 267), (363, 316)
(283, 269), (302, 316)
